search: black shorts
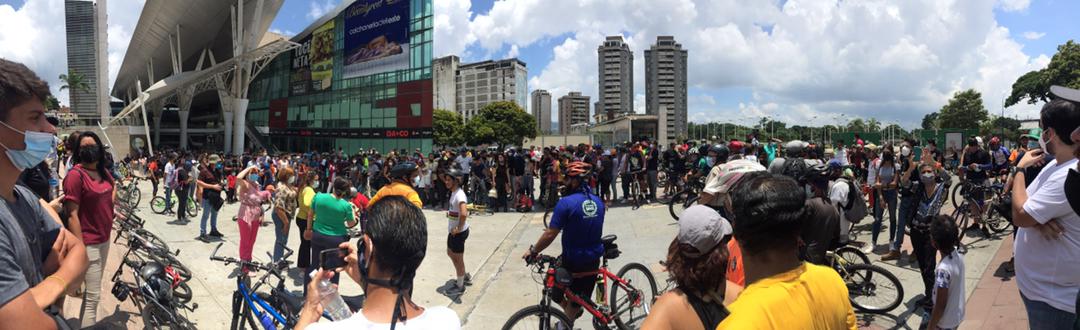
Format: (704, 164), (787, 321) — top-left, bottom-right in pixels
(447, 229), (469, 253)
(549, 259), (601, 307)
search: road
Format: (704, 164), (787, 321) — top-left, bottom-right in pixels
(62, 180), (1007, 329)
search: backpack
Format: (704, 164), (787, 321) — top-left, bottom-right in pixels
(838, 178), (868, 223)
(781, 157), (809, 183)
(166, 166), (179, 189)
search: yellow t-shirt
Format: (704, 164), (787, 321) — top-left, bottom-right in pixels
(368, 182), (423, 208)
(297, 186), (316, 220)
(718, 262), (856, 330)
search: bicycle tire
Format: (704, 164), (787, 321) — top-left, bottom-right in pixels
(150, 196), (167, 214)
(611, 262), (658, 330)
(950, 184), (964, 209)
(667, 190), (690, 221)
(501, 304), (574, 330)
(174, 281), (193, 304)
(129, 188), (142, 208)
(836, 246), (870, 265)
(845, 263), (904, 313)
(543, 209), (551, 228)
(187, 199), (198, 218)
(984, 204), (1011, 233)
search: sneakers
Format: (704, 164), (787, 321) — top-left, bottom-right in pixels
(862, 244), (876, 254)
(196, 234), (210, 242)
(464, 273), (473, 286)
(209, 230), (224, 238)
(880, 250), (901, 261)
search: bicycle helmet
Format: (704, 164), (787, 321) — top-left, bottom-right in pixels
(710, 144), (729, 161)
(728, 140), (745, 154)
(801, 164), (832, 185)
(713, 159), (767, 194)
(138, 261), (174, 305)
(565, 161), (593, 178)
(989, 136), (1000, 145)
(446, 168), (467, 179)
(697, 144), (710, 156)
(389, 161), (418, 179)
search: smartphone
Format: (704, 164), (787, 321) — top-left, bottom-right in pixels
(319, 248), (347, 270)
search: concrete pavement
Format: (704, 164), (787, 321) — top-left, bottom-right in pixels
(61, 179), (1017, 329)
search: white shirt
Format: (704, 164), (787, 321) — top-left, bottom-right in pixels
(305, 306), (461, 330)
(1015, 158), (1080, 312)
(866, 159), (880, 187)
(934, 250), (966, 328)
(830, 180), (851, 240)
(447, 188), (469, 232)
(164, 162), (176, 184)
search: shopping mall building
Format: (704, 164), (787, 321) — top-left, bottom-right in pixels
(110, 0), (433, 155)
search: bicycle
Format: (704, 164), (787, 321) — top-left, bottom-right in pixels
(209, 243), (363, 330)
(667, 176), (705, 221)
(628, 171), (645, 210)
(117, 177), (143, 207)
(824, 247), (904, 313)
(951, 182), (1009, 251)
(504, 235), (658, 330)
(150, 193), (198, 218)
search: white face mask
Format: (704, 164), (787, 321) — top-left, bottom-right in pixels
(901, 147), (911, 157)
(1038, 130), (1051, 155)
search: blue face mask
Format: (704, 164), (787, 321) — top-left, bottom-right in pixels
(248, 174), (260, 182)
(0, 121), (56, 171)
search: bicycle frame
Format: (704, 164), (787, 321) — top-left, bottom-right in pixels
(233, 276), (291, 329)
(540, 262), (641, 326)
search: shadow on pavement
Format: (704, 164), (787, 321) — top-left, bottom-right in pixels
(435, 279), (464, 304)
(855, 311), (912, 330)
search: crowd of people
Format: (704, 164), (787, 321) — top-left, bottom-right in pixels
(1, 55), (1079, 330)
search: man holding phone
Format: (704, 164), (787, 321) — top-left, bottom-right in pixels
(297, 196), (460, 329)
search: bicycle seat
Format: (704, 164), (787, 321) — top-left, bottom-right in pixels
(601, 235), (617, 245)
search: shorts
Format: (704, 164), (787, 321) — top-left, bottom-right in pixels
(549, 259), (601, 307)
(447, 229), (469, 253)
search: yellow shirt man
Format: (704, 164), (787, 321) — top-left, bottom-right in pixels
(718, 262), (856, 330)
(368, 182), (423, 208)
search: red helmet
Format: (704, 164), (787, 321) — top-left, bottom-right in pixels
(565, 161), (593, 178)
(990, 137), (1000, 145)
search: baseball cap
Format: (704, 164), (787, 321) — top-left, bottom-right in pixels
(1025, 127), (1042, 140)
(678, 205), (733, 258)
(1050, 85), (1080, 103)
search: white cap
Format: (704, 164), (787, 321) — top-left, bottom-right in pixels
(678, 205), (733, 257)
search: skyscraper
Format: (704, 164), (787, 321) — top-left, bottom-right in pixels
(531, 89), (552, 134)
(448, 58), (528, 121)
(64, 0), (109, 122)
(597, 36), (633, 120)
(432, 55), (460, 113)
(558, 92), (589, 134)
(645, 36), (688, 141)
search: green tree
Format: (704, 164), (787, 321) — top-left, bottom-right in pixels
(1006, 40), (1080, 107)
(433, 109), (464, 146)
(465, 101), (536, 147)
(846, 118), (867, 132)
(59, 69), (89, 110)
(866, 118), (881, 132)
(921, 112), (939, 130)
(44, 95), (59, 110)
(937, 89), (988, 129)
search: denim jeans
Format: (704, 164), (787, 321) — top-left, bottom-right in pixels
(1020, 291), (1078, 330)
(647, 170), (658, 199)
(271, 212), (289, 262)
(892, 194), (916, 252)
(164, 186), (173, 210)
(199, 198), (218, 235)
(872, 189), (898, 245)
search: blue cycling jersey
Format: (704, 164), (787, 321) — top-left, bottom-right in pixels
(549, 186), (605, 267)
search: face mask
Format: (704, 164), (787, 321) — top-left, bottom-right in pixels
(706, 156), (716, 167)
(79, 147), (100, 164)
(0, 121), (57, 171)
(901, 147), (911, 157)
(288, 176), (296, 185)
(314, 181), (320, 189)
(1038, 130), (1051, 156)
(1027, 140), (1040, 150)
(248, 174), (259, 182)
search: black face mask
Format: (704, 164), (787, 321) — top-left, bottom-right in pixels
(79, 146), (99, 163)
(1066, 169), (1080, 216)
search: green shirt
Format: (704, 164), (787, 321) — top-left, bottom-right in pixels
(311, 193), (354, 236)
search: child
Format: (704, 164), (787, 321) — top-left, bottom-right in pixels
(928, 214), (965, 330)
(226, 171), (238, 203)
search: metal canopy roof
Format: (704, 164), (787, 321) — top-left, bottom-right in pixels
(112, 0), (284, 100)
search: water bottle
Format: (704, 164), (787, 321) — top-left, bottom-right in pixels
(312, 270), (352, 321)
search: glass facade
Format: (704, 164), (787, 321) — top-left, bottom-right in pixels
(247, 0), (434, 154)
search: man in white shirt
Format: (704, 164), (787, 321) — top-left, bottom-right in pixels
(1010, 87), (1080, 330)
(828, 161), (852, 245)
(164, 155), (177, 213)
(297, 196), (461, 329)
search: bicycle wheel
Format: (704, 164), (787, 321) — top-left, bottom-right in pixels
(186, 199), (198, 218)
(667, 190), (690, 221)
(845, 263), (904, 313)
(984, 203), (1011, 233)
(950, 184), (964, 209)
(501, 304), (574, 330)
(542, 209), (551, 228)
(611, 262), (658, 330)
(129, 187), (142, 208)
(836, 246), (870, 265)
(173, 281), (193, 304)
(150, 196), (167, 214)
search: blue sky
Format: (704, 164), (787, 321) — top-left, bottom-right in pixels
(0, 0), (1074, 129)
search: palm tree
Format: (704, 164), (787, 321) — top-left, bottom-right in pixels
(59, 69), (90, 111)
(866, 118), (881, 132)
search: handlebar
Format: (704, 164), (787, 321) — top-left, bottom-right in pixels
(209, 243), (292, 273)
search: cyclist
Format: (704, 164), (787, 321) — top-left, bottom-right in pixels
(988, 137), (1010, 181)
(959, 137), (992, 236)
(642, 205), (734, 330)
(800, 164), (842, 265)
(522, 161), (605, 328)
(367, 162), (422, 208)
(627, 143), (647, 206)
(718, 173), (856, 329)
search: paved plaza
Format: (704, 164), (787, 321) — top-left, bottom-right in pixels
(61, 179), (1023, 329)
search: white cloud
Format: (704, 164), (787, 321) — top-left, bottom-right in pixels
(506, 44), (520, 58)
(1022, 31), (1045, 40)
(433, 0), (476, 58)
(307, 0), (337, 21)
(439, 0), (1054, 129)
(0, 0), (144, 107)
(269, 28), (296, 38)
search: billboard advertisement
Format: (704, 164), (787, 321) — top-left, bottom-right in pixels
(342, 0), (410, 79)
(289, 35), (312, 96)
(310, 20), (334, 91)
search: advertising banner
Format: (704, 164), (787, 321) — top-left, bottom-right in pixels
(269, 127), (433, 139)
(289, 35), (312, 96)
(342, 0), (410, 79)
(310, 20), (335, 91)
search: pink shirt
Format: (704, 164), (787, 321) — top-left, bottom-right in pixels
(63, 165), (115, 245)
(237, 182), (271, 223)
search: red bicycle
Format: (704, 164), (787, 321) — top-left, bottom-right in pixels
(503, 235), (658, 330)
